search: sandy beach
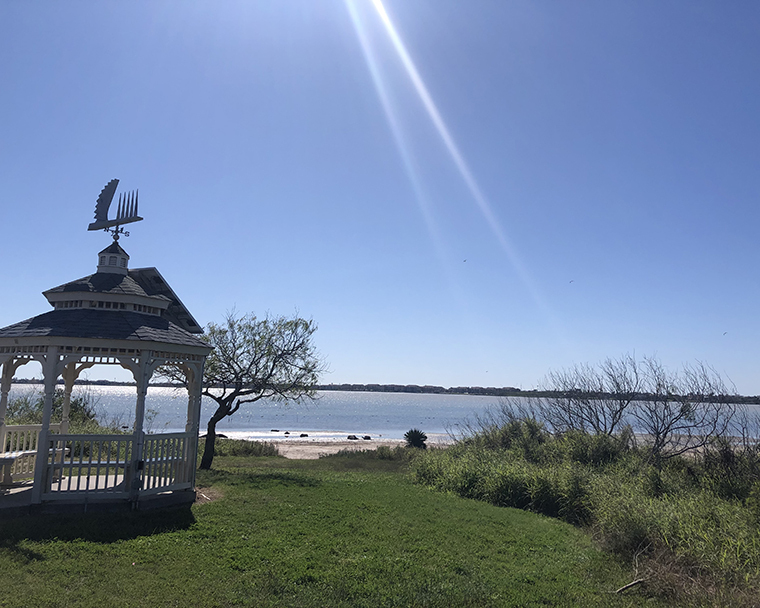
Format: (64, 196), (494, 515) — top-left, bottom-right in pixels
(269, 435), (454, 459)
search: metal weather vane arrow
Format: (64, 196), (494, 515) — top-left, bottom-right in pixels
(88, 179), (143, 240)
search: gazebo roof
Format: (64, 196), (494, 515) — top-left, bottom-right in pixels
(0, 309), (209, 350)
(42, 267), (203, 335)
(44, 272), (164, 300)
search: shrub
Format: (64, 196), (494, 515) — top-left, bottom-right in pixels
(6, 388), (122, 434)
(213, 438), (280, 457)
(323, 445), (410, 461)
(404, 428), (427, 449)
(558, 429), (629, 467)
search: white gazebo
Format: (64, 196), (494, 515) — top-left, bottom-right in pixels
(0, 180), (212, 513)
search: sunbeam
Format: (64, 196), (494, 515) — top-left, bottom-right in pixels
(344, 0), (449, 267)
(367, 0), (553, 317)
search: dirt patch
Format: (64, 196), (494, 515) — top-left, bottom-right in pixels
(195, 486), (223, 504)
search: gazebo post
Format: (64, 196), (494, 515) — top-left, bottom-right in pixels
(183, 361), (204, 487)
(60, 362), (95, 435)
(31, 347), (60, 504)
(0, 359), (14, 442)
(61, 363), (78, 436)
(129, 350), (155, 503)
(0, 358), (27, 439)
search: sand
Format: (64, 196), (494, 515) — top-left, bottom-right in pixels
(270, 437), (453, 459)
(270, 439), (401, 459)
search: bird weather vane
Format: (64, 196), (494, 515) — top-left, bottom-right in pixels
(87, 179), (143, 240)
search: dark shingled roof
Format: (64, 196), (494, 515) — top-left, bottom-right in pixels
(128, 268), (203, 333)
(0, 310), (210, 349)
(99, 242), (129, 256)
(43, 273), (167, 301)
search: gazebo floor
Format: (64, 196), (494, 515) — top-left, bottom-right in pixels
(0, 478), (195, 518)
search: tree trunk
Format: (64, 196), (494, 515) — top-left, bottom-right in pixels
(199, 417), (218, 470)
(199, 399), (234, 470)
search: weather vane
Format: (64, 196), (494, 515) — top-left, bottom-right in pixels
(87, 179), (143, 240)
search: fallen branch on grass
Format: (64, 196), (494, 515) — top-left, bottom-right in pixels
(615, 579), (645, 594)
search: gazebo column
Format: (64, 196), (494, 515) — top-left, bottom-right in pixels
(184, 362), (204, 435)
(31, 348), (60, 504)
(0, 358), (27, 434)
(183, 361), (204, 487)
(0, 359), (20, 446)
(126, 350), (161, 503)
(60, 362), (95, 435)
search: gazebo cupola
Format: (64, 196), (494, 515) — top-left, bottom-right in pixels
(0, 179), (211, 512)
(97, 241), (130, 274)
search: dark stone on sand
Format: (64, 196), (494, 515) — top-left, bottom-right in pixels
(363, 436), (371, 440)
(300, 433), (309, 437)
(347, 435), (359, 440)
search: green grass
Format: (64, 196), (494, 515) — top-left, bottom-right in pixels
(411, 420), (760, 605)
(0, 454), (662, 607)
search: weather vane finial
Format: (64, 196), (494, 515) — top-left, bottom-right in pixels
(87, 179), (143, 240)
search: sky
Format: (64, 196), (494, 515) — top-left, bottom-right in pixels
(1, 1), (760, 393)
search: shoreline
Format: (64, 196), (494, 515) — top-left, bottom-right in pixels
(271, 439), (404, 459)
(215, 433), (456, 459)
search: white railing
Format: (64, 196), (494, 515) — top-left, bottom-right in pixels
(39, 431), (194, 501)
(141, 432), (193, 495)
(43, 434), (132, 499)
(1, 423), (61, 479)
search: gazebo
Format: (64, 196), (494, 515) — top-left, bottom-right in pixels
(0, 180), (212, 513)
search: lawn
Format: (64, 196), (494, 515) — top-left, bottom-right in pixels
(0, 454), (663, 607)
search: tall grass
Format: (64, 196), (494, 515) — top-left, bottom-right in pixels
(412, 414), (760, 604)
(321, 444), (412, 461)
(213, 437), (281, 457)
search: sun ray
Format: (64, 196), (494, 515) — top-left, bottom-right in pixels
(367, 0), (553, 317)
(344, 0), (449, 267)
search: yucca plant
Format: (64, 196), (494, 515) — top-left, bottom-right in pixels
(405, 428), (428, 449)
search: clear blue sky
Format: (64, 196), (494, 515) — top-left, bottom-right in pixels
(2, 1), (759, 393)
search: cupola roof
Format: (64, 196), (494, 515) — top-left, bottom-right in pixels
(98, 242), (129, 257)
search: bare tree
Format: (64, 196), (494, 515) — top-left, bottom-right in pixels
(538, 354), (641, 436)
(178, 311), (325, 469)
(633, 358), (736, 465)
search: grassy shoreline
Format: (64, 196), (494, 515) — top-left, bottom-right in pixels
(411, 419), (760, 606)
(0, 451), (667, 607)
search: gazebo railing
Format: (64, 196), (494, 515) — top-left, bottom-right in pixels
(40, 431), (194, 500)
(141, 432), (193, 495)
(43, 433), (133, 499)
(1, 423), (61, 480)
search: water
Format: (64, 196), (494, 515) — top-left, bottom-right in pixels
(8, 386), (506, 442)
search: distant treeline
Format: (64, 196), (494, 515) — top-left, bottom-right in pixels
(11, 378), (526, 396)
(11, 378), (760, 403)
(318, 383), (532, 397)
(316, 384), (760, 403)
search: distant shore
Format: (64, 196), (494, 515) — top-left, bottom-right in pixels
(11, 378), (527, 398)
(11, 379), (760, 403)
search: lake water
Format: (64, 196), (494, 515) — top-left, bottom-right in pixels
(8, 386), (507, 442)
